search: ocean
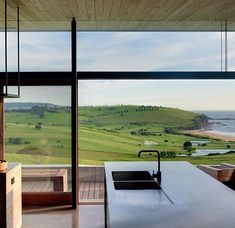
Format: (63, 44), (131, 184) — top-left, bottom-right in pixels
(196, 111), (235, 137)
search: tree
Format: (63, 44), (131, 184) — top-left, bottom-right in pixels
(183, 141), (192, 150)
(35, 123), (42, 130)
(164, 127), (173, 134)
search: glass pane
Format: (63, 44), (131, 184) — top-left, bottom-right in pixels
(5, 86), (71, 193)
(79, 80), (235, 165)
(77, 32), (221, 71)
(228, 32), (235, 71)
(0, 32), (71, 72)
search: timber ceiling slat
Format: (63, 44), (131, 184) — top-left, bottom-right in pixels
(48, 0), (67, 19)
(101, 0), (112, 29)
(94, 0), (103, 20)
(1, 0), (235, 31)
(115, 0), (130, 20)
(109, 0), (122, 21)
(144, 0), (169, 20)
(0, 0), (33, 22)
(110, 0), (125, 28)
(167, 1), (220, 21)
(76, 0), (89, 20)
(130, 0), (156, 21)
(67, 0), (80, 18)
(125, 0), (142, 23)
(15, 0), (46, 21)
(160, 0), (196, 20)
(58, 0), (73, 19)
(85, 0), (95, 20)
(102, 0), (112, 20)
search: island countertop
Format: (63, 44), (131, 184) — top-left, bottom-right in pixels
(104, 161), (235, 228)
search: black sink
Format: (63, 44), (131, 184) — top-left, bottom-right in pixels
(112, 171), (154, 181)
(114, 181), (161, 190)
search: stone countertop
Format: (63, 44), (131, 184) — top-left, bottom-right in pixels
(104, 161), (235, 228)
(0, 162), (20, 174)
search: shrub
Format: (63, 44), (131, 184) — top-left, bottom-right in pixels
(35, 122), (42, 130)
(160, 151), (167, 158)
(183, 141), (192, 150)
(17, 146), (50, 156)
(164, 128), (173, 134)
(8, 137), (23, 145)
(167, 151), (176, 158)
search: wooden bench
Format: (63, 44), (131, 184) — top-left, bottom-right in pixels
(22, 169), (68, 192)
(198, 163), (235, 182)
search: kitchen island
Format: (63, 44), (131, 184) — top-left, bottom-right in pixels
(104, 161), (235, 228)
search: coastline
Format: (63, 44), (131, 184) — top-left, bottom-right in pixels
(185, 129), (235, 142)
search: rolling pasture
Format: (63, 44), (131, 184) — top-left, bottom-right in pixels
(5, 104), (235, 165)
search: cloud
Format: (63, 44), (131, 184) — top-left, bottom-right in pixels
(0, 31), (230, 72)
(1, 31), (235, 109)
(77, 32), (222, 71)
(0, 32), (71, 71)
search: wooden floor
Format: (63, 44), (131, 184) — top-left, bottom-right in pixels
(22, 181), (104, 201)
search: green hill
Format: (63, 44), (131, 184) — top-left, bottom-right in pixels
(5, 102), (61, 110)
(8, 103), (233, 166)
(79, 105), (208, 130)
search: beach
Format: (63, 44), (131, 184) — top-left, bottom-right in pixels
(186, 130), (235, 142)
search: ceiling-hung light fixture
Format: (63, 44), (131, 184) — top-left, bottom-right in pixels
(225, 20), (228, 72)
(1, 0), (21, 98)
(221, 21), (223, 72)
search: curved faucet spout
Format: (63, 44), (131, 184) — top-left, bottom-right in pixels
(138, 150), (161, 184)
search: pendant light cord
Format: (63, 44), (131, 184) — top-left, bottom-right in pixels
(221, 21), (223, 72)
(17, 7), (20, 97)
(5, 0), (8, 94)
(225, 20), (228, 72)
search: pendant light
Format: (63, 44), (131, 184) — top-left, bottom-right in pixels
(1, 0), (21, 98)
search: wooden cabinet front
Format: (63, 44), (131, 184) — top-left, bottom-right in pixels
(0, 163), (22, 228)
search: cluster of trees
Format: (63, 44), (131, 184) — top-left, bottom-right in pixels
(160, 151), (176, 158)
(7, 105), (70, 119)
(35, 122), (43, 130)
(51, 123), (71, 126)
(131, 129), (157, 136)
(79, 105), (161, 118)
(79, 109), (129, 118)
(135, 106), (159, 112)
(8, 137), (30, 145)
(17, 146), (51, 164)
(183, 141), (196, 154)
(164, 127), (174, 134)
(31, 106), (46, 118)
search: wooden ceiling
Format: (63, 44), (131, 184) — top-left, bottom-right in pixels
(1, 0), (235, 31)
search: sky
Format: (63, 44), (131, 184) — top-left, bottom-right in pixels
(0, 31), (235, 110)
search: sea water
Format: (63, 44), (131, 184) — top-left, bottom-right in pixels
(196, 111), (235, 137)
(192, 111), (235, 156)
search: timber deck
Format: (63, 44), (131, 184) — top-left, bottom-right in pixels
(22, 181), (104, 201)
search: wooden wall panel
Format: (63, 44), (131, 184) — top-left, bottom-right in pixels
(0, 163), (22, 228)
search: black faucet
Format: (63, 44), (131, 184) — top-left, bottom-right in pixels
(138, 150), (161, 184)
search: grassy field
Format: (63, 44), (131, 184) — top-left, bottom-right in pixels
(5, 104), (235, 165)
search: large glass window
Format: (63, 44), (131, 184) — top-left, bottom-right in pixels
(78, 80), (235, 165)
(0, 32), (71, 72)
(5, 86), (71, 193)
(77, 32), (222, 71)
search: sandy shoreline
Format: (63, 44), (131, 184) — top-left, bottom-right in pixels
(185, 130), (235, 142)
